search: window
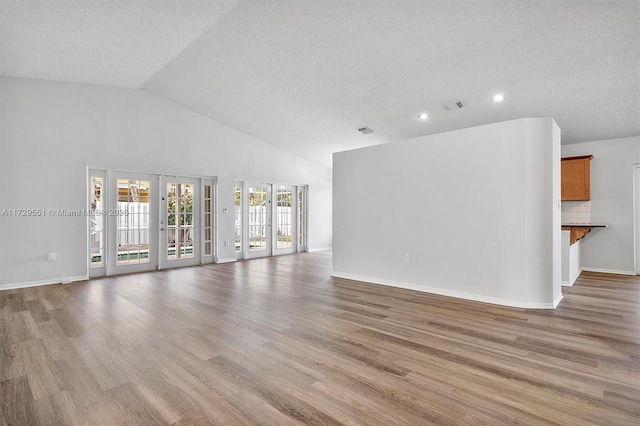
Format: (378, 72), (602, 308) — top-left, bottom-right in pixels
(89, 175), (104, 268)
(298, 187), (306, 250)
(203, 183), (212, 256)
(235, 184), (242, 253)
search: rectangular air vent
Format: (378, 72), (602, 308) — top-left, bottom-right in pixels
(358, 127), (374, 135)
(441, 100), (465, 111)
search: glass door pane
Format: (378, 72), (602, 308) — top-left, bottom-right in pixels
(89, 171), (106, 277)
(245, 183), (271, 258)
(276, 188), (293, 249)
(116, 179), (151, 265)
(90, 176), (104, 267)
(273, 185), (296, 256)
(203, 182), (213, 259)
(298, 186), (307, 251)
(160, 177), (200, 269)
(235, 184), (242, 255)
(106, 172), (158, 276)
(166, 182), (194, 260)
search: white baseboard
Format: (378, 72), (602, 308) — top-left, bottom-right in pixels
(308, 247), (332, 252)
(562, 269), (582, 287)
(553, 292), (564, 308)
(0, 275), (89, 292)
(581, 267), (636, 276)
(331, 271), (558, 309)
(215, 258), (237, 264)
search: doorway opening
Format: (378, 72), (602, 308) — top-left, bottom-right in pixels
(236, 181), (307, 259)
(88, 169), (215, 277)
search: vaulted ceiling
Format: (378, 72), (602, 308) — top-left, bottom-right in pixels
(1, 0), (638, 168)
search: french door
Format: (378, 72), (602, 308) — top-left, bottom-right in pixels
(238, 182), (306, 259)
(105, 171), (159, 276)
(90, 170), (214, 277)
(273, 185), (297, 256)
(159, 176), (201, 269)
(245, 183), (272, 259)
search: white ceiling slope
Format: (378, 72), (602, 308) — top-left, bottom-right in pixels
(2, 1), (639, 168)
(0, 0), (241, 87)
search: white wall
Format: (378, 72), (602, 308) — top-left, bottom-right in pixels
(561, 231), (581, 286)
(333, 118), (561, 309)
(0, 76), (332, 287)
(562, 136), (640, 275)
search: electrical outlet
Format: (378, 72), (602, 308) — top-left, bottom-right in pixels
(404, 253), (411, 263)
(48, 253), (56, 262)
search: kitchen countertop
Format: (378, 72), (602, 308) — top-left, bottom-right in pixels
(561, 224), (608, 245)
(561, 223), (609, 228)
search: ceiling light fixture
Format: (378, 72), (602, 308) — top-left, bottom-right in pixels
(418, 113), (429, 120)
(493, 94), (505, 102)
(441, 100), (465, 111)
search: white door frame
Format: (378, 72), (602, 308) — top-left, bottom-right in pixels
(238, 182), (308, 259)
(105, 171), (159, 276)
(202, 178), (215, 265)
(158, 176), (201, 270)
(633, 164), (640, 274)
(272, 184), (297, 256)
(88, 169), (106, 278)
(244, 182), (272, 259)
(296, 185), (308, 253)
(91, 170), (216, 276)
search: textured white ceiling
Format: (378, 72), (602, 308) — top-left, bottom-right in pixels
(2, 0), (639, 168)
(0, 0), (240, 87)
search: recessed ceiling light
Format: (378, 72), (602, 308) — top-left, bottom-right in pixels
(418, 113), (429, 120)
(493, 94), (505, 102)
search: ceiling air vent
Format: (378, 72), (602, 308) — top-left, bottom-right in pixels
(441, 100), (465, 111)
(358, 127), (374, 135)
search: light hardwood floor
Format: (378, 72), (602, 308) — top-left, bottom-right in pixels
(1, 252), (638, 425)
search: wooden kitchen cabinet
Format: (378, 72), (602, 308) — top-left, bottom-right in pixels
(561, 155), (593, 200)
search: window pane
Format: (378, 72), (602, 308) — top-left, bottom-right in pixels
(117, 179), (150, 265)
(276, 189), (293, 249)
(90, 176), (103, 267)
(235, 185), (242, 253)
(248, 186), (267, 252)
(203, 184), (213, 256)
(167, 182), (194, 259)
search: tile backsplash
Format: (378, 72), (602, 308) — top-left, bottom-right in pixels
(561, 200), (591, 224)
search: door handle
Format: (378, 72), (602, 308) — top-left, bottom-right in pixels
(160, 227), (165, 231)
